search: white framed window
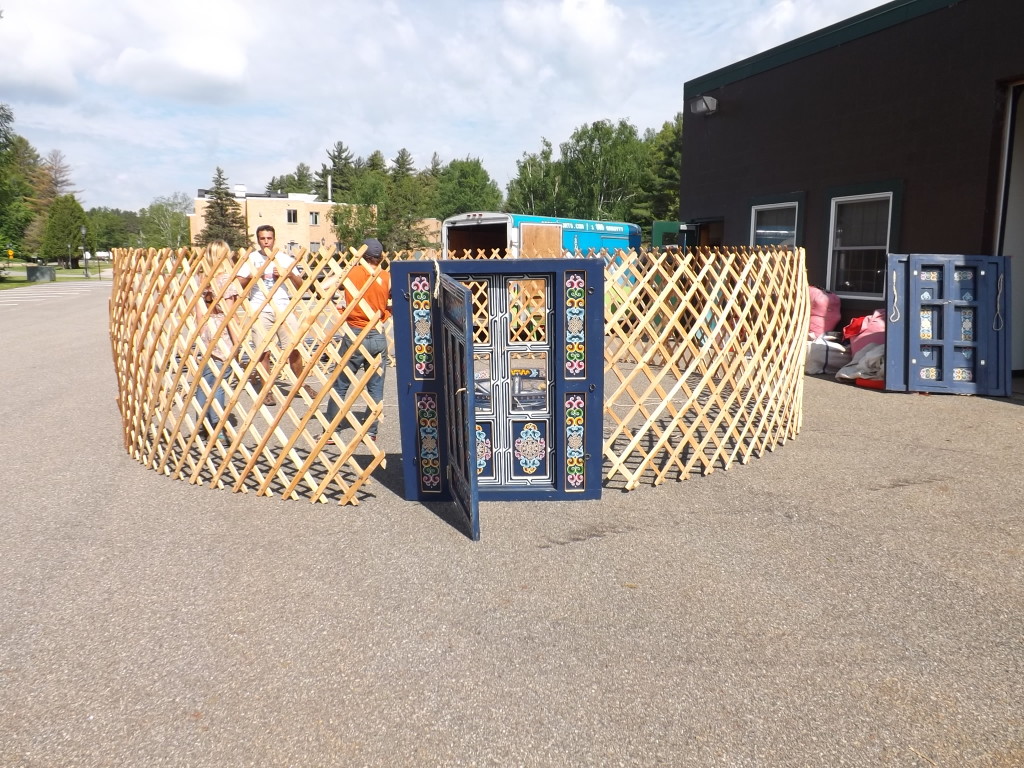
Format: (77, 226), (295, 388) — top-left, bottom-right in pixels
(750, 203), (798, 247)
(286, 209), (298, 224)
(827, 193), (892, 297)
(309, 211), (319, 226)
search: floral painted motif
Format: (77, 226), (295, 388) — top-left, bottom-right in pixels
(565, 395), (585, 488)
(920, 309), (933, 340)
(954, 269), (975, 301)
(514, 422), (546, 475)
(960, 308), (975, 341)
(475, 424), (492, 475)
(565, 272), (586, 378)
(416, 393), (441, 490)
(410, 275), (434, 379)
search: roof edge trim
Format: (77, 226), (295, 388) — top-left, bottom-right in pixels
(684, 0), (962, 99)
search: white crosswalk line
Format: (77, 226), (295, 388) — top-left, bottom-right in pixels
(0, 280), (111, 309)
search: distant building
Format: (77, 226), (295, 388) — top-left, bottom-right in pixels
(189, 187), (440, 253)
(188, 185), (363, 255)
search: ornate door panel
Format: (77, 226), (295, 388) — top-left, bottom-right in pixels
(886, 254), (1011, 396)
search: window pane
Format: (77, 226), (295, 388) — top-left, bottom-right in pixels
(831, 197), (890, 295)
(834, 248), (887, 293)
(753, 206), (796, 247)
(835, 199), (887, 247)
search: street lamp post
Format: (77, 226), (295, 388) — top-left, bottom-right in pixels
(80, 225), (88, 278)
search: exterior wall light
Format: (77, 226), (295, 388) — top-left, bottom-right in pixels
(690, 95), (718, 116)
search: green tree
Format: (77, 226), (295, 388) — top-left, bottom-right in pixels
(195, 167), (249, 248)
(365, 150), (387, 173)
(391, 148), (415, 180)
(331, 203), (378, 254)
(639, 113), (683, 227)
(0, 111), (38, 255)
(557, 119), (647, 222)
(0, 103), (13, 150)
(380, 173), (435, 250)
(313, 141), (356, 202)
(266, 162), (314, 195)
(41, 194), (87, 267)
(504, 138), (560, 216)
(416, 162), (441, 224)
(23, 148), (76, 255)
(87, 206), (141, 250)
(435, 157), (502, 220)
(139, 191), (192, 247)
(425, 152), (443, 178)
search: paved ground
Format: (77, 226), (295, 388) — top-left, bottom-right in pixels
(1, 279), (1022, 767)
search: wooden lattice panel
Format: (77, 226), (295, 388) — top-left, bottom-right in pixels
(109, 244), (389, 505)
(602, 246), (809, 489)
(463, 279), (490, 345)
(507, 277), (547, 344)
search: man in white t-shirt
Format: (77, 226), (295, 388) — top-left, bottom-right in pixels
(237, 225), (316, 405)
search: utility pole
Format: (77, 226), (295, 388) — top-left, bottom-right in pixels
(80, 225), (89, 278)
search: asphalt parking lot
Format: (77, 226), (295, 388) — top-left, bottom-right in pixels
(1, 279), (1022, 766)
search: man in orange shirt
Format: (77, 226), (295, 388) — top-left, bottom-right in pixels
(324, 238), (391, 442)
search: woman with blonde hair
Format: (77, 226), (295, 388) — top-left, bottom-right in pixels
(193, 240), (240, 441)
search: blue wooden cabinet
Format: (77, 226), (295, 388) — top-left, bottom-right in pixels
(885, 254), (1011, 395)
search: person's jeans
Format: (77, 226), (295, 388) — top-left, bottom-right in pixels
(325, 327), (387, 438)
(195, 359), (227, 429)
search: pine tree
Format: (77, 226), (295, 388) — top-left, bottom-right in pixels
(391, 148), (415, 179)
(41, 194), (87, 267)
(195, 167), (249, 248)
(313, 141), (356, 202)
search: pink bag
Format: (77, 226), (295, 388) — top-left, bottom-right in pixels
(808, 286), (841, 338)
(846, 309), (886, 357)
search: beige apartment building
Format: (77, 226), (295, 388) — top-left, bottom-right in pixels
(189, 186), (351, 255)
(189, 186), (440, 254)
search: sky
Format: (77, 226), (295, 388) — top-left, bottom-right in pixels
(1, 0), (889, 213)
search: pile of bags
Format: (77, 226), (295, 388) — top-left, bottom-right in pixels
(805, 287), (848, 375)
(804, 286), (886, 385)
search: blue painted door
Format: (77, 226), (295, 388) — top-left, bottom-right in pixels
(391, 258), (604, 539)
(886, 254), (1011, 395)
(438, 274), (481, 540)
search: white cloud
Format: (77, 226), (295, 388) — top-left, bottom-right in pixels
(1, 0), (890, 211)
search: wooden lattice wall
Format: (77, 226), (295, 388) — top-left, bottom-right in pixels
(109, 245), (807, 504)
(602, 246), (808, 489)
(109, 245), (388, 505)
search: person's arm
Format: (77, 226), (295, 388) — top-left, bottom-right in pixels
(221, 282), (240, 347)
(286, 261), (305, 290)
(235, 255), (256, 290)
(269, 254), (304, 290)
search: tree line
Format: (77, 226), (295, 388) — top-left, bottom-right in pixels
(234, 114), (683, 250)
(2, 100), (682, 261)
(1, 105), (194, 265)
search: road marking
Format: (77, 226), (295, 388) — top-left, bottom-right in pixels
(0, 281), (111, 308)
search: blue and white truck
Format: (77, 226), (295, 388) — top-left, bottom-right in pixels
(440, 211), (641, 258)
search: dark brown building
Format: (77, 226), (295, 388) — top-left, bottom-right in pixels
(679, 0), (1023, 371)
